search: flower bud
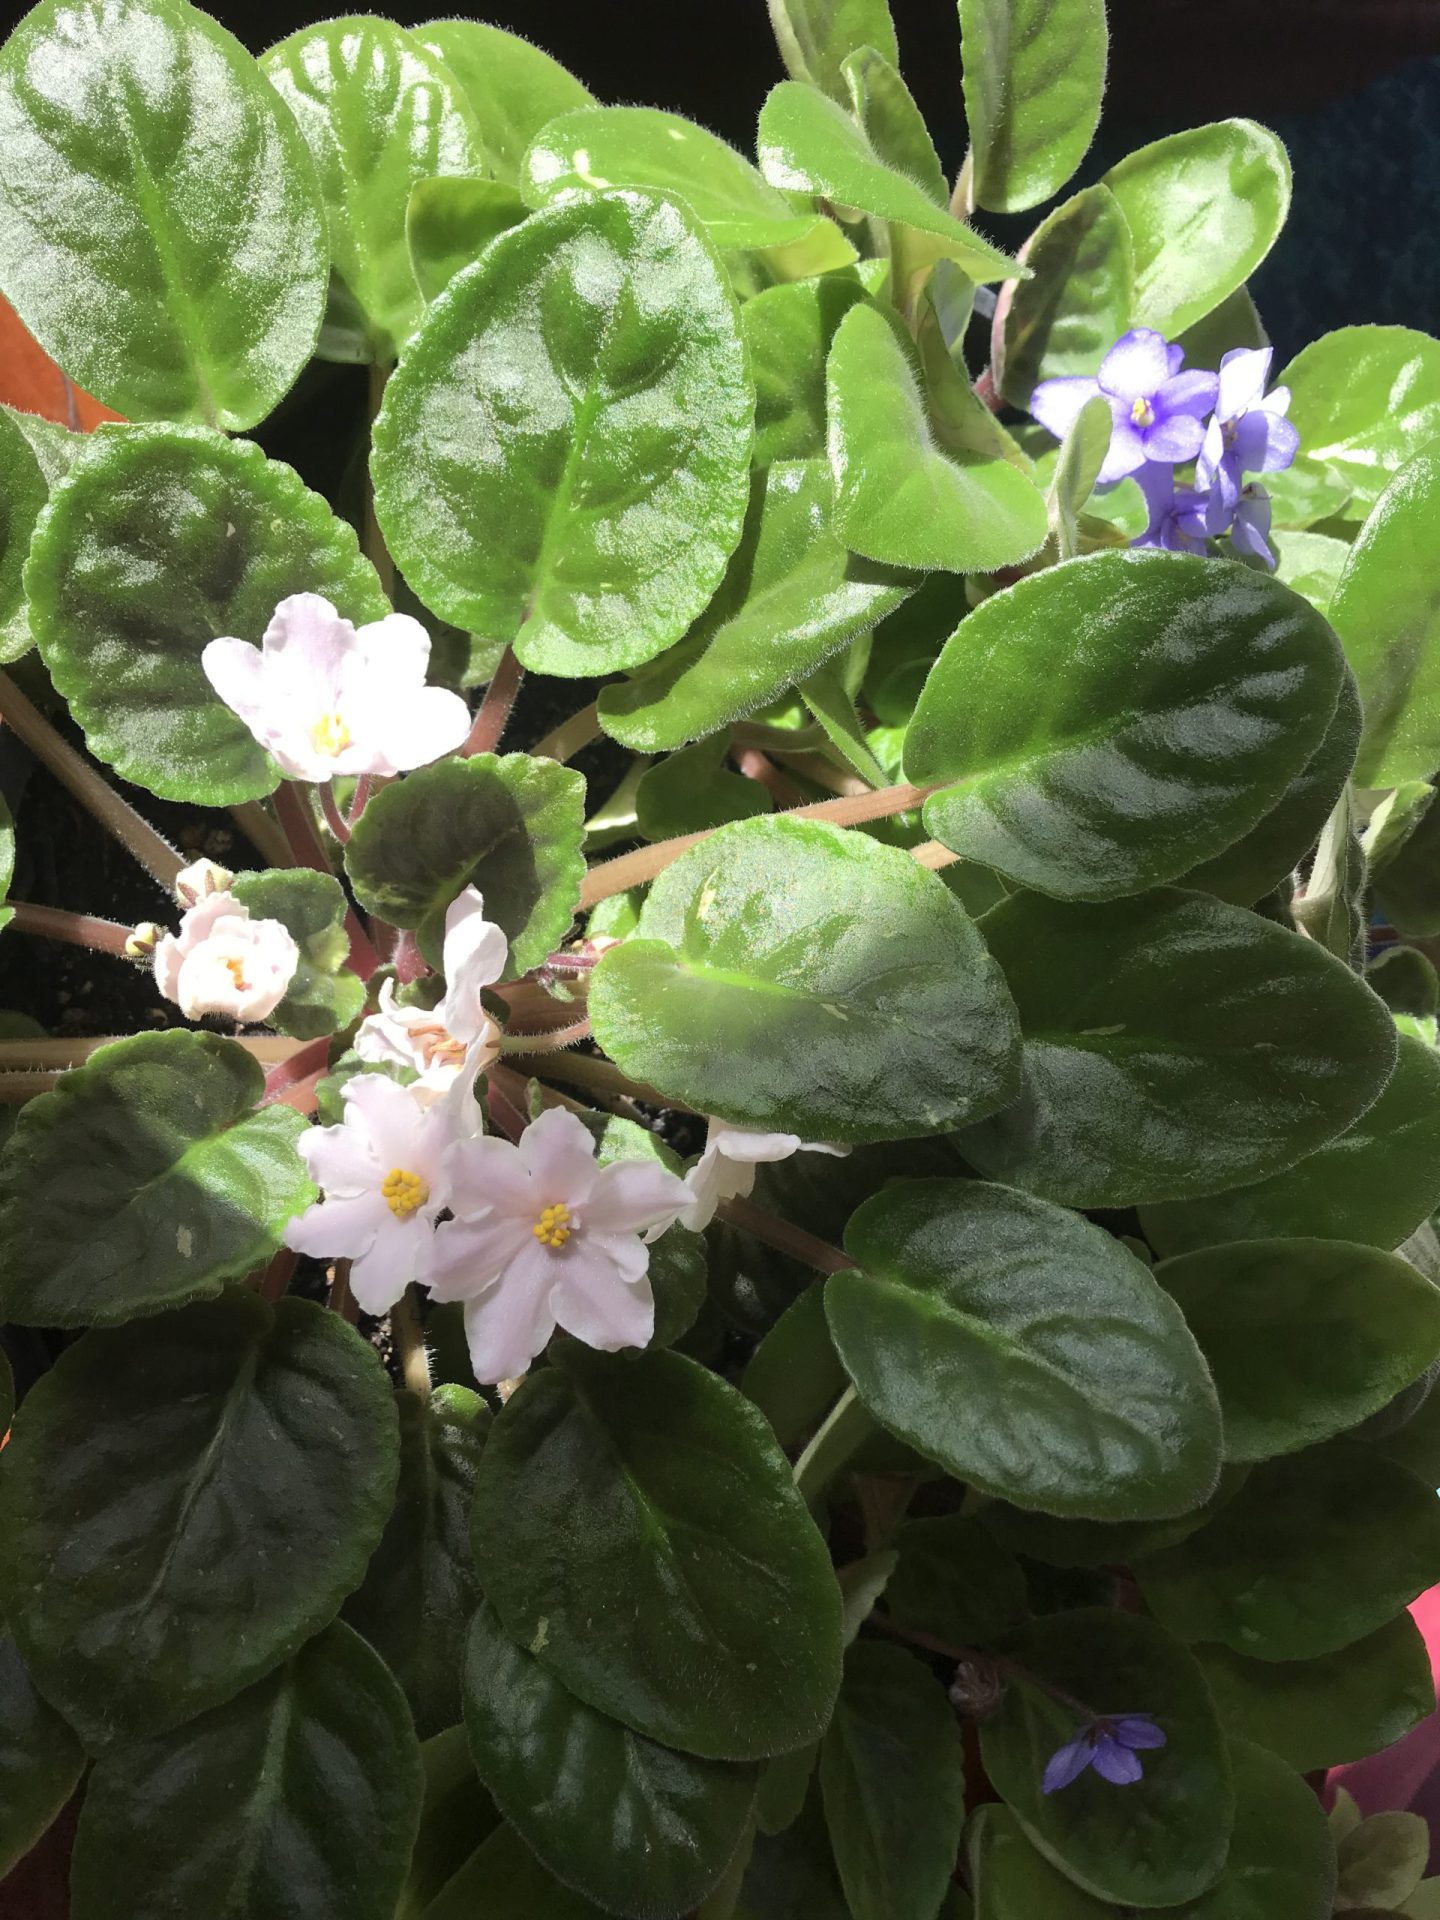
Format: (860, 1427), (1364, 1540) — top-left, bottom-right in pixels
(174, 857), (234, 909)
(125, 921), (162, 961)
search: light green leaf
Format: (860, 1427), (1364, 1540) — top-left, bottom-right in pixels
(841, 47), (946, 206)
(905, 550), (1345, 901)
(0, 1030), (315, 1328)
(1372, 785), (1440, 937)
(758, 83), (1020, 287)
(1103, 121), (1291, 338)
(1140, 1034), (1440, 1256)
(957, 888), (1397, 1207)
(979, 1608), (1233, 1907)
(828, 1177), (1222, 1518)
(801, 657), (892, 788)
(464, 1602), (757, 1918)
(1292, 783), (1367, 967)
(589, 815), (1021, 1142)
(415, 19), (593, 185)
(0, 403), (50, 663)
(598, 461), (912, 752)
(959, 0), (1108, 214)
(827, 303), (1048, 573)
(0, 1292), (399, 1747)
(1274, 528), (1350, 614)
(68, 1622), (421, 1920)
(0, 0), (326, 429)
(1046, 393), (1111, 560)
(2, 402), (81, 488)
(765, 0), (899, 102)
(345, 751), (585, 973)
(405, 175), (528, 303)
(636, 740), (773, 842)
(263, 19), (483, 364)
(885, 1515), (1029, 1646)
(471, 1341), (843, 1764)
(1135, 1445), (1440, 1661)
(25, 421), (388, 805)
(0, 1635), (84, 1879)
(743, 276), (868, 465)
(1337, 1811), (1429, 1913)
(372, 190), (753, 678)
(995, 185), (1134, 409)
(344, 1384), (488, 1740)
(818, 1641), (966, 1920)
(230, 868), (365, 1039)
(1174, 282), (1269, 365)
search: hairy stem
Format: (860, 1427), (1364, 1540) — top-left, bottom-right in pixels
(717, 1193), (857, 1274)
(391, 1286), (431, 1400)
(9, 901), (136, 955)
(500, 1016), (593, 1055)
(274, 782), (379, 978)
(464, 645), (524, 757)
(793, 1386), (875, 1506)
(318, 781), (351, 844)
(532, 699), (601, 764)
(519, 1047), (692, 1111)
(868, 1612), (1102, 1724)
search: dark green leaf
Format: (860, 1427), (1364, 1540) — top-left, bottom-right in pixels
(905, 550), (1345, 901)
(68, 1622), (421, 1920)
(765, 0), (898, 102)
(0, 1635), (84, 1879)
(995, 186), (1133, 410)
(464, 1602), (756, 1918)
(25, 421), (387, 804)
(345, 1384), (488, 1739)
(588, 815), (1021, 1143)
(471, 1341), (843, 1763)
(636, 740), (773, 842)
(884, 1514), (1029, 1646)
(959, 0), (1107, 214)
(742, 1282), (849, 1450)
(372, 190), (753, 678)
(818, 1641), (966, 1920)
(736, 1787), (848, 1919)
(978, 1607), (1233, 1906)
(829, 1177), (1222, 1518)
(345, 752), (584, 972)
(1175, 1738), (1336, 1919)
(1135, 1445), (1440, 1661)
(230, 868), (366, 1039)
(0, 1293), (399, 1746)
(1372, 787), (1440, 938)
(405, 176), (528, 304)
(965, 1802), (1112, 1918)
(415, 19), (593, 185)
(398, 1724), (501, 1920)
(743, 276), (868, 465)
(0, 403), (50, 663)
(980, 1465), (1250, 1572)
(0, 1030), (314, 1328)
(957, 887), (1396, 1207)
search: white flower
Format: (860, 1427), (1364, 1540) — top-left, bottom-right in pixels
(172, 857), (235, 908)
(355, 887), (507, 1105)
(201, 592), (471, 782)
(285, 1073), (455, 1313)
(676, 1119), (849, 1233)
(153, 891), (299, 1024)
(426, 1106), (689, 1384)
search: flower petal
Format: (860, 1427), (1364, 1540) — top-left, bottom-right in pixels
(1113, 1717), (1167, 1750)
(1041, 1735), (1095, 1795)
(285, 1192), (382, 1262)
(1157, 369), (1219, 420)
(200, 638), (267, 728)
(517, 1106), (601, 1205)
(1141, 412), (1205, 464)
(1098, 328), (1173, 402)
(427, 1210), (537, 1301)
(443, 1132), (534, 1221)
(1216, 346), (1273, 423)
(553, 1236), (656, 1353)
(461, 1248), (559, 1383)
(1091, 1735), (1144, 1786)
(373, 686), (473, 775)
(583, 1160), (690, 1235)
(1030, 376), (1102, 442)
(439, 889), (510, 1039)
(1233, 409), (1299, 476)
(341, 1072), (433, 1174)
(349, 1211), (427, 1315)
(1097, 417), (1146, 485)
(354, 610), (432, 684)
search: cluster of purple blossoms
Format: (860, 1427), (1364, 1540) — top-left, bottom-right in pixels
(1031, 328), (1299, 569)
(1042, 1712), (1167, 1793)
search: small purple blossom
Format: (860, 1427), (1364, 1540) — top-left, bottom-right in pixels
(1031, 329), (1219, 487)
(1133, 463), (1210, 555)
(1195, 347), (1299, 518)
(1041, 1715), (1167, 1794)
(1228, 482), (1276, 568)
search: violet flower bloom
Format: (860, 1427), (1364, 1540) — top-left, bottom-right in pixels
(1195, 347), (1299, 518)
(1229, 482), (1276, 569)
(1042, 1715), (1167, 1794)
(1031, 330), (1218, 486)
(1132, 463), (1211, 556)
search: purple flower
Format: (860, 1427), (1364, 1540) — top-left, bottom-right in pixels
(1042, 1715), (1167, 1794)
(1132, 463), (1210, 555)
(1195, 347), (1299, 517)
(1031, 330), (1219, 487)
(1229, 482), (1276, 569)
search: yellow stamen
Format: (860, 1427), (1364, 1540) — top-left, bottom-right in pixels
(311, 711), (352, 757)
(412, 1021), (466, 1071)
(532, 1201), (573, 1250)
(224, 956), (249, 991)
(1130, 395), (1155, 430)
(382, 1167), (430, 1220)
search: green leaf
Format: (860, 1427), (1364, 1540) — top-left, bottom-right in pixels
(464, 1602), (757, 1918)
(979, 1465), (1249, 1572)
(743, 276), (867, 466)
(229, 868), (365, 1039)
(828, 1177), (1222, 1518)
(2, 402), (82, 487)
(415, 19), (593, 185)
(0, 1292), (398, 1747)
(885, 1514), (1029, 1645)
(959, 0), (1108, 214)
(994, 185), (1134, 409)
(345, 752), (584, 973)
(1102, 121), (1291, 338)
(593, 1114), (708, 1348)
(1154, 1239), (1440, 1464)
(758, 83), (1019, 286)
(0, 403), (50, 663)
(25, 421), (388, 805)
(0, 0), (325, 429)
(1274, 528), (1350, 614)
(978, 1607), (1233, 1906)
(905, 550), (1345, 901)
(1337, 1812), (1428, 1913)
(1140, 1034), (1440, 1256)
(0, 1030), (315, 1328)
(405, 176), (528, 304)
(1195, 1613), (1435, 1772)
(742, 1282), (849, 1450)
(1371, 785), (1440, 936)
(344, 1384), (488, 1739)
(398, 1724), (501, 1920)
(1267, 326), (1440, 525)
(471, 1341), (843, 1763)
(598, 461), (912, 752)
(68, 1621), (421, 1920)
(1332, 446), (1440, 784)
(424, 1822), (615, 1918)
(765, 0), (898, 102)
(736, 1787), (848, 1918)
(956, 888), (1396, 1207)
(263, 19), (483, 364)
(1135, 1445), (1440, 1661)
(1174, 283), (1269, 366)
(0, 1635), (84, 1879)
(1369, 947), (1440, 1046)
(524, 106), (823, 252)
(372, 190), (753, 678)
(826, 303), (1049, 574)
(636, 741), (773, 842)
(966, 1803), (1112, 1918)
(588, 815), (1021, 1142)
(841, 47), (946, 206)
(1167, 1739), (1338, 1919)
(818, 1641), (966, 1920)
(1046, 394), (1111, 561)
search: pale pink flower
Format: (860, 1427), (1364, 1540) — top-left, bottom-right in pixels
(355, 888), (507, 1105)
(427, 1106), (689, 1384)
(153, 891), (299, 1025)
(202, 592), (471, 782)
(285, 1073), (454, 1313)
(676, 1119), (849, 1233)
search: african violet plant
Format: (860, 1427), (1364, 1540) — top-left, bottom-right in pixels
(4, 0), (1440, 1914)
